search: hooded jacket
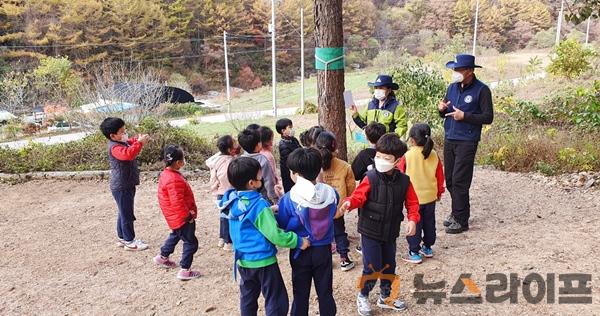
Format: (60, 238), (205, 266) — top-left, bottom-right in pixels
(276, 177), (339, 248)
(205, 152), (234, 196)
(220, 189), (300, 269)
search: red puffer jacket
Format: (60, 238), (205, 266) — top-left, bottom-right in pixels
(158, 168), (198, 230)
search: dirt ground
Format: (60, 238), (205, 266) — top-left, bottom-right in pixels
(1, 167), (599, 315)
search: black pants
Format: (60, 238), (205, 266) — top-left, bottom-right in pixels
(159, 221), (198, 269)
(238, 263), (289, 316)
(406, 202), (436, 252)
(334, 217), (350, 259)
(359, 235), (397, 297)
(444, 140), (478, 227)
(216, 194), (232, 244)
(111, 188), (136, 241)
(289, 245), (336, 316)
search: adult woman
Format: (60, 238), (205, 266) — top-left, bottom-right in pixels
(350, 74), (407, 138)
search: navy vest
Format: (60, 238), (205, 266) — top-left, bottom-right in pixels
(444, 79), (487, 142)
(358, 169), (409, 242)
(108, 140), (140, 191)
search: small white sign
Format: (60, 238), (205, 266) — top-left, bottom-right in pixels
(343, 90), (354, 108)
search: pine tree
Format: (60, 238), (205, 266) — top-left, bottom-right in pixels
(453, 0), (473, 37)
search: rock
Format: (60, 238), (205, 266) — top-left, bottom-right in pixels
(205, 306), (216, 313)
(584, 179), (595, 189)
(536, 215), (542, 219)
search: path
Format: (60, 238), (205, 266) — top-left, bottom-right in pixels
(0, 168), (598, 315)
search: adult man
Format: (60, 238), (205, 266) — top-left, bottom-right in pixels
(439, 54), (494, 234)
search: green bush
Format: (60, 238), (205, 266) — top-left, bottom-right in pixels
(162, 102), (217, 118)
(547, 39), (596, 79)
(527, 27), (556, 49)
(388, 60), (446, 131)
(495, 96), (547, 124)
(544, 80), (600, 129)
(477, 126), (600, 174)
(296, 101), (318, 115)
(0, 117), (213, 173)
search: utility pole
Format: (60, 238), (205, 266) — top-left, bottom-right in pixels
(472, 0), (479, 56)
(300, 8), (305, 113)
(223, 31), (231, 114)
(270, 0), (277, 117)
(555, 0), (565, 46)
(585, 15), (591, 45)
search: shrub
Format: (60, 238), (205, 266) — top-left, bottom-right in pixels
(162, 102), (217, 118)
(527, 27), (556, 49)
(0, 117), (214, 173)
(388, 60), (446, 131)
(543, 80), (600, 129)
(296, 101), (318, 115)
(547, 39), (596, 79)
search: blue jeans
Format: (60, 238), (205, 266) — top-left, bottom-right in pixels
(112, 188), (136, 242)
(160, 221), (198, 269)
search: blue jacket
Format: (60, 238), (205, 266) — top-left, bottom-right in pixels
(276, 182), (339, 248)
(220, 189), (300, 269)
(443, 78), (493, 142)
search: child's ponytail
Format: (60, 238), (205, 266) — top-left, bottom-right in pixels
(163, 144), (184, 166)
(315, 131), (336, 171)
(408, 123), (434, 159)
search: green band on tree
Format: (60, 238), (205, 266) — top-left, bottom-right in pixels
(315, 47), (345, 70)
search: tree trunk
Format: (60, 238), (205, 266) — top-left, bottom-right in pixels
(314, 0), (347, 161)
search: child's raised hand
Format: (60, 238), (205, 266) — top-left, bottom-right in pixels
(138, 134), (151, 144)
(300, 237), (310, 250)
(405, 220), (417, 236)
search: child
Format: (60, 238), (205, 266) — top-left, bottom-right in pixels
(154, 145), (201, 280)
(259, 126), (279, 186)
(338, 133), (420, 314)
(220, 157), (310, 316)
(350, 121), (387, 256)
(238, 128), (278, 203)
(206, 135), (240, 251)
(397, 123), (445, 264)
(276, 118), (301, 193)
(100, 117), (150, 251)
(299, 125), (325, 148)
(276, 148), (339, 316)
(316, 131), (356, 271)
(351, 122), (387, 181)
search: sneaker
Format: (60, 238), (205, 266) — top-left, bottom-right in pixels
(377, 296), (407, 311)
(223, 243), (233, 251)
(123, 239), (149, 251)
(217, 238), (225, 248)
(153, 255), (177, 268)
(177, 269), (202, 281)
(403, 251), (423, 264)
(116, 238), (126, 248)
(355, 245), (363, 256)
(443, 214), (456, 227)
(420, 245), (433, 258)
(340, 257), (355, 271)
(446, 221), (469, 234)
(356, 293), (372, 316)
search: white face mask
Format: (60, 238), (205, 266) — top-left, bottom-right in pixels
(373, 89), (387, 101)
(374, 157), (396, 173)
(121, 132), (129, 143)
(451, 71), (464, 83)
